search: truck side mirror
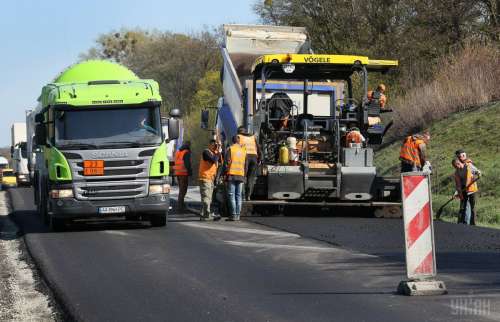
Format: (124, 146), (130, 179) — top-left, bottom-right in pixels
(201, 109), (209, 129)
(35, 113), (44, 123)
(35, 124), (47, 146)
(167, 118), (180, 141)
(10, 146), (14, 158)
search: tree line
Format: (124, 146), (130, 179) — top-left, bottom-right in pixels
(82, 29), (222, 116)
(83, 1), (499, 119)
(255, 0), (499, 91)
(81, 0), (499, 166)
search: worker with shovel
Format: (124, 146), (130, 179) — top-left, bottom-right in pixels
(453, 150), (481, 225)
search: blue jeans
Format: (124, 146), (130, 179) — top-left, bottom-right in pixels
(459, 193), (476, 225)
(227, 181), (243, 215)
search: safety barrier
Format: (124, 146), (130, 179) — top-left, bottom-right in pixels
(398, 172), (447, 296)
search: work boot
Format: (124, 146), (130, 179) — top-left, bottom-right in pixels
(234, 215), (240, 221)
(212, 214), (221, 221)
(226, 215), (236, 222)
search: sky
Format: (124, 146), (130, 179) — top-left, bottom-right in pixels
(0, 0), (258, 146)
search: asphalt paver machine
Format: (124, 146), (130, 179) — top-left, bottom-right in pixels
(213, 25), (401, 216)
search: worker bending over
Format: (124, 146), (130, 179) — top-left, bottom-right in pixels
(198, 139), (222, 221)
(399, 132), (430, 172)
(345, 126), (365, 147)
(174, 141), (192, 211)
(453, 149), (481, 225)
(224, 135), (247, 221)
(237, 126), (261, 201)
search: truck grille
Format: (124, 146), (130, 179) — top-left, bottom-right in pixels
(77, 168), (143, 176)
(75, 180), (148, 200)
(69, 153), (152, 201)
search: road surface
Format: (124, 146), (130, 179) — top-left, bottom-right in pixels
(6, 187), (500, 321)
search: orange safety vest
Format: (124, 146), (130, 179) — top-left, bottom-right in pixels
(399, 136), (424, 167)
(368, 90), (387, 108)
(228, 144), (246, 177)
(198, 149), (218, 182)
(174, 150), (189, 176)
(455, 159), (478, 195)
(238, 134), (258, 155)
(345, 130), (364, 145)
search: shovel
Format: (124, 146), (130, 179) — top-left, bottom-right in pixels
(436, 177), (480, 220)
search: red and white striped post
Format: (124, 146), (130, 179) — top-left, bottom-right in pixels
(398, 172), (447, 296)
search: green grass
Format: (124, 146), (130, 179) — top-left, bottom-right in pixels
(375, 101), (500, 228)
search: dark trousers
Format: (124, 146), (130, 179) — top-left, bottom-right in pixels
(401, 161), (420, 173)
(245, 155), (259, 200)
(177, 175), (189, 209)
(458, 193), (476, 225)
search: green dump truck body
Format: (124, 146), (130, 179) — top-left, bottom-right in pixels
(39, 60), (161, 108)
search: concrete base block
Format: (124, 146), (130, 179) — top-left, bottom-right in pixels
(397, 280), (447, 296)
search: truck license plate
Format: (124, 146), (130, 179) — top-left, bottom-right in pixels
(98, 206), (126, 214)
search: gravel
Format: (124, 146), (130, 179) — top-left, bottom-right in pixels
(0, 191), (59, 321)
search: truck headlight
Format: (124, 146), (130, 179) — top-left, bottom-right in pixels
(49, 189), (74, 199)
(149, 183), (170, 195)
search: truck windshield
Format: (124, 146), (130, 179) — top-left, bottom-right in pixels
(55, 106), (162, 149)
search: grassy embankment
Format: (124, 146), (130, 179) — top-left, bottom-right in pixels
(375, 102), (500, 227)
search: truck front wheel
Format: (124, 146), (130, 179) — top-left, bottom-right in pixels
(49, 214), (66, 232)
(150, 213), (167, 227)
(37, 189), (49, 224)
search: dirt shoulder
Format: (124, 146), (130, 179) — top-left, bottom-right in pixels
(0, 191), (59, 321)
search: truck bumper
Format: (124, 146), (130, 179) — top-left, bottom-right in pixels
(17, 175), (30, 185)
(48, 194), (170, 219)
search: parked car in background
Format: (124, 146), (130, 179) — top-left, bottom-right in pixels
(0, 156), (8, 169)
(1, 168), (17, 189)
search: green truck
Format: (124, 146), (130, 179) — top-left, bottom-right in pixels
(33, 60), (180, 231)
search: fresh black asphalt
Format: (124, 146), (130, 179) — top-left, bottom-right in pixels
(7, 187), (500, 321)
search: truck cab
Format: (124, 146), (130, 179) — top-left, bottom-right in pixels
(10, 123), (29, 185)
(33, 60), (180, 231)
(11, 142), (29, 185)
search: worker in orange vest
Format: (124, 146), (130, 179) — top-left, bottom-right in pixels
(237, 126), (260, 200)
(367, 83), (388, 126)
(453, 150), (481, 225)
(198, 139), (222, 221)
(367, 83), (387, 108)
(345, 126), (365, 147)
(224, 135), (247, 221)
(174, 141), (192, 211)
(399, 132), (430, 172)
